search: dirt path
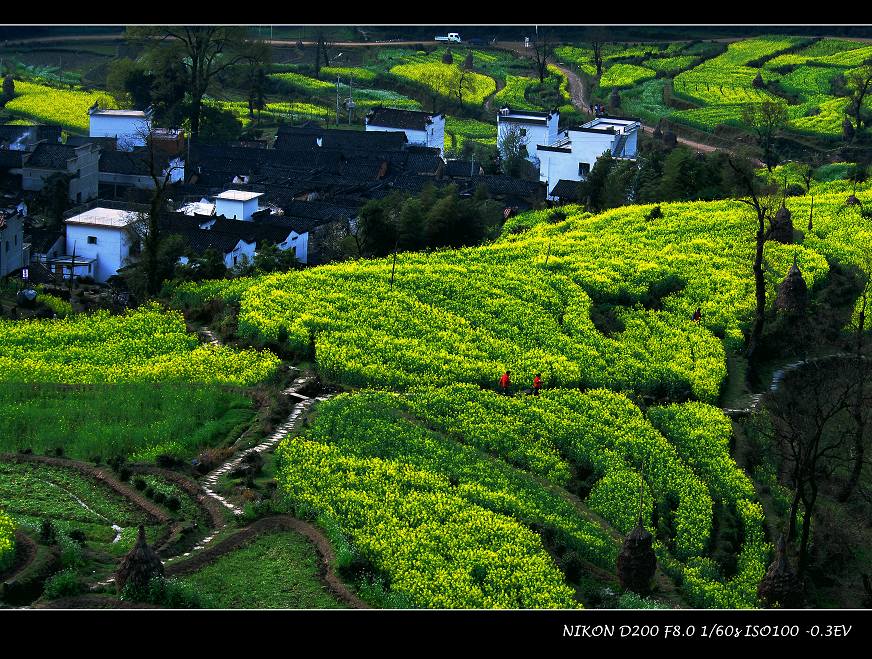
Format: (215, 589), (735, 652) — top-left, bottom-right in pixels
(165, 515), (369, 609)
(0, 530), (37, 587)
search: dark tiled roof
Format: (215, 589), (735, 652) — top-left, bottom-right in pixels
(365, 107), (438, 131)
(25, 143), (79, 170)
(550, 179), (582, 201)
(0, 150), (23, 169)
(26, 226), (64, 254)
(100, 149), (171, 176)
(467, 175), (545, 199)
(161, 212), (296, 255)
(274, 125), (407, 152)
(68, 135), (116, 149)
(0, 123), (62, 145)
(445, 160), (483, 178)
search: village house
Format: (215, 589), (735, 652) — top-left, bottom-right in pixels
(98, 148), (185, 194)
(497, 107), (560, 166)
(54, 206), (140, 283)
(214, 190), (264, 221)
(20, 142), (101, 204)
(88, 106), (152, 152)
(536, 115), (640, 199)
(0, 207), (26, 277)
(364, 107), (446, 156)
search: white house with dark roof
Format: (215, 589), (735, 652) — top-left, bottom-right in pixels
(214, 190), (264, 221)
(88, 106), (152, 152)
(497, 107), (560, 166)
(21, 142), (101, 204)
(60, 207), (140, 282)
(364, 107), (445, 156)
(536, 115), (640, 199)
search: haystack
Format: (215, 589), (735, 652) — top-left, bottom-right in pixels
(769, 203), (794, 244)
(775, 255), (808, 315)
(616, 518), (657, 595)
(115, 525), (163, 593)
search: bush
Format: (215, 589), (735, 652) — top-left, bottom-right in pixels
(144, 487), (155, 499)
(132, 477), (146, 491)
(120, 576), (203, 608)
(39, 519), (57, 544)
(43, 568), (85, 599)
(68, 529), (87, 545)
(156, 454), (183, 469)
(152, 491), (166, 505)
(118, 466), (131, 482)
(165, 496), (181, 512)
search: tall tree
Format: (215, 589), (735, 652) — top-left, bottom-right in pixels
(838, 254), (872, 502)
(741, 100), (788, 172)
(530, 26), (553, 83)
(763, 357), (857, 577)
(725, 155), (779, 362)
(130, 127), (185, 296)
(589, 30), (606, 78)
(845, 59), (872, 136)
(127, 27), (269, 140)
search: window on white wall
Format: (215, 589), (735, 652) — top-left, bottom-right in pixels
(579, 163), (591, 177)
(87, 236), (97, 245)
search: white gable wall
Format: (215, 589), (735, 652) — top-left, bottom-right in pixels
(365, 115), (445, 155)
(65, 223), (134, 283)
(497, 111), (559, 166)
(215, 198), (259, 221)
(89, 114), (151, 152)
(278, 230), (308, 264)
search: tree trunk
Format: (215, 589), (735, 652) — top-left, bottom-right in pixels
(797, 482), (817, 577)
(190, 92), (202, 140)
(787, 485), (802, 541)
(839, 302), (867, 502)
(747, 212), (767, 361)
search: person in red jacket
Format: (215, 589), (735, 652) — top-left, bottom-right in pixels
(499, 370), (511, 394)
(532, 373), (542, 396)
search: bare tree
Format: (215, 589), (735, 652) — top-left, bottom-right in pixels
(725, 156), (779, 362)
(590, 30), (606, 78)
(453, 65), (476, 109)
(313, 30), (336, 80)
(763, 357), (858, 576)
(838, 254), (872, 502)
(126, 126), (186, 296)
(530, 27), (553, 83)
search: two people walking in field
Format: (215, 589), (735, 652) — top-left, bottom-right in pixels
(498, 370), (542, 396)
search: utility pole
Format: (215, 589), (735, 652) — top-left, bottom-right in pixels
(336, 75), (341, 126)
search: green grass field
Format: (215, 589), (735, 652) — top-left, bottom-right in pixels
(179, 531), (345, 608)
(0, 383), (255, 462)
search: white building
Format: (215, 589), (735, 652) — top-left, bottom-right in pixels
(0, 211), (26, 278)
(88, 107), (152, 152)
(536, 116), (640, 199)
(61, 207), (139, 282)
(365, 108), (445, 155)
(497, 107), (560, 166)
(214, 190), (264, 221)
